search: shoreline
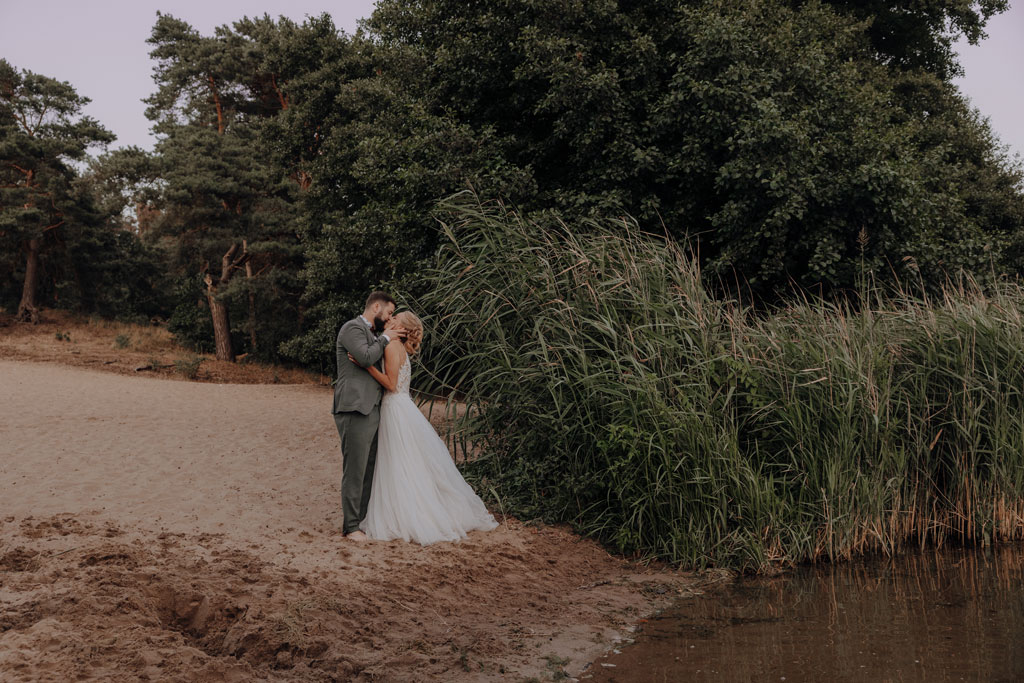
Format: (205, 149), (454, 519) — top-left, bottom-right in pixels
(1, 509), (712, 682)
(0, 352), (717, 681)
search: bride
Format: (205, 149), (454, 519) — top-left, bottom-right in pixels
(349, 311), (499, 544)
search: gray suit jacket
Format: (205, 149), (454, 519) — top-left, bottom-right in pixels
(332, 317), (390, 415)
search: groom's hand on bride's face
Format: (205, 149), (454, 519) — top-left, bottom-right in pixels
(388, 327), (408, 341)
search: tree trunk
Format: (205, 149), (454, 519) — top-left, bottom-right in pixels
(16, 238), (41, 323)
(245, 256), (257, 354)
(208, 75), (225, 135)
(202, 242), (247, 362)
(205, 279), (235, 362)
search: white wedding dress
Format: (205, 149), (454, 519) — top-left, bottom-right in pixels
(359, 356), (499, 544)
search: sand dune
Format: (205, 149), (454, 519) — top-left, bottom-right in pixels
(0, 359), (707, 681)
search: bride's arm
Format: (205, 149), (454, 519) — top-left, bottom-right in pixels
(353, 342), (404, 392)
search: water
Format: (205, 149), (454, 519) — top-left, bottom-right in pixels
(586, 546), (1024, 682)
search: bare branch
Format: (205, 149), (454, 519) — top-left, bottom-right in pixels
(9, 163), (34, 178)
(219, 242), (240, 283)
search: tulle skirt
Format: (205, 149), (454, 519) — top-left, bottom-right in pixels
(359, 392), (498, 544)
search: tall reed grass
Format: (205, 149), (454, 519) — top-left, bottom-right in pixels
(413, 192), (1024, 571)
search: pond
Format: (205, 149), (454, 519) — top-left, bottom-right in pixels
(585, 545), (1024, 682)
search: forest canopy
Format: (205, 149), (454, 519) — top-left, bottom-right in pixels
(2, 0), (1022, 372)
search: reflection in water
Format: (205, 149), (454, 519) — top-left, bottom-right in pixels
(587, 546), (1024, 682)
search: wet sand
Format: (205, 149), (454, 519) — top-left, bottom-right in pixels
(0, 358), (706, 681)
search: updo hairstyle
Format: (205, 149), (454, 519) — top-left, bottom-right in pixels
(394, 311), (423, 356)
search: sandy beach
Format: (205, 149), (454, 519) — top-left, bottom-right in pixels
(0, 346), (712, 682)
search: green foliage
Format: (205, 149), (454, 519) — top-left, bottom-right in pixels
(167, 273), (214, 353)
(816, 0), (1008, 79)
(144, 13), (305, 362)
(0, 58), (117, 319)
(0, 59), (167, 322)
(9, 2), (1023, 366)
(61, 218), (170, 320)
(260, 15), (531, 370)
(133, 2), (1022, 372)
(364, 0), (1023, 299)
(415, 194), (1024, 570)
(173, 355), (203, 379)
(79, 146), (163, 226)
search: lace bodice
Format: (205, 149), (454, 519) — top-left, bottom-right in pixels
(392, 357), (411, 395)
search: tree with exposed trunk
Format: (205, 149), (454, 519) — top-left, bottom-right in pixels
(203, 242), (249, 362)
(0, 59), (113, 322)
(144, 13), (301, 362)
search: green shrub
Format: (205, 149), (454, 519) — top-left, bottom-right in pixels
(173, 355), (203, 380)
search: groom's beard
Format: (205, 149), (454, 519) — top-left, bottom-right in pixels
(372, 317), (387, 334)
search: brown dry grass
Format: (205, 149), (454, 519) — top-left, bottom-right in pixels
(0, 307), (328, 385)
(0, 307), (467, 438)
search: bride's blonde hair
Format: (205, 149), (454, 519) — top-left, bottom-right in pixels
(393, 311), (423, 356)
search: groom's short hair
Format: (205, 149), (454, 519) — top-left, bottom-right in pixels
(365, 291), (396, 309)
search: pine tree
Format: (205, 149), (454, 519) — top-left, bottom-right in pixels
(145, 13), (300, 361)
(0, 59), (114, 322)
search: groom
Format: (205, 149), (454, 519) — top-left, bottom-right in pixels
(333, 291), (406, 541)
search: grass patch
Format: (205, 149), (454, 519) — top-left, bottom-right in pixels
(173, 356), (203, 380)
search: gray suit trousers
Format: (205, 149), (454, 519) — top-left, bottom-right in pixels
(334, 406), (380, 534)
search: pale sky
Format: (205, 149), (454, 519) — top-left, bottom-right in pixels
(1, 0), (1021, 161)
(953, 3), (1024, 162)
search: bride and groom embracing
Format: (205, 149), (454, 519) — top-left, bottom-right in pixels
(331, 291), (499, 544)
